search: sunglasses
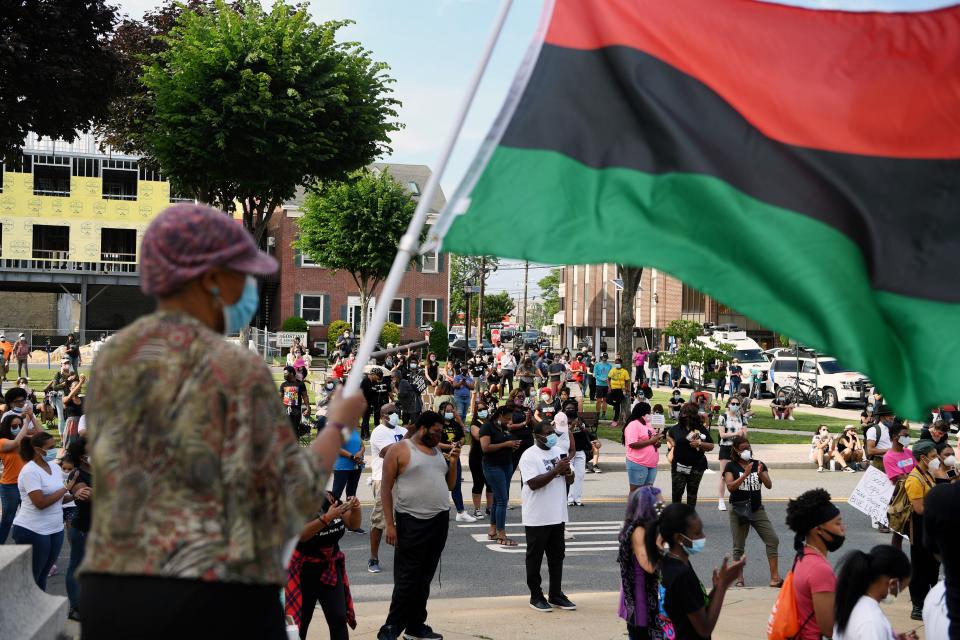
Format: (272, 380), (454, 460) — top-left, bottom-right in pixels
(729, 403), (740, 407)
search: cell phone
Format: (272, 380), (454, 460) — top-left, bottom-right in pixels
(559, 453), (568, 460)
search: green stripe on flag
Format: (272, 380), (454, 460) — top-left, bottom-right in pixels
(442, 146), (960, 417)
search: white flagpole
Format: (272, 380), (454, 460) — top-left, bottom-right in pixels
(343, 0), (515, 398)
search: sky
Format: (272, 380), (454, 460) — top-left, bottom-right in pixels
(113, 0), (555, 298)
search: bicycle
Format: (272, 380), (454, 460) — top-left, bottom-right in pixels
(779, 378), (826, 408)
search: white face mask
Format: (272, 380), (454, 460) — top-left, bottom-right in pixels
(739, 449), (753, 462)
(388, 413), (400, 427)
(898, 435), (911, 447)
(928, 457), (942, 471)
(945, 455), (957, 468)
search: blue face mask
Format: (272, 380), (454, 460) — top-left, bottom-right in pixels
(219, 275), (259, 335)
(443, 412), (454, 421)
(544, 433), (558, 449)
(43, 448), (57, 463)
(683, 535), (707, 555)
(10, 426), (20, 436)
(477, 410), (488, 419)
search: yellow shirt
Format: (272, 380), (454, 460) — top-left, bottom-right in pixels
(904, 467), (934, 503)
(608, 368), (630, 390)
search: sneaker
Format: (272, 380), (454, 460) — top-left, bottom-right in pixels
(842, 466), (855, 473)
(48, 564), (57, 577)
(378, 625), (401, 640)
(818, 466), (824, 473)
(585, 462), (595, 473)
(774, 416), (781, 420)
(367, 476), (374, 486)
(67, 607), (81, 622)
(529, 597), (553, 613)
(507, 505), (515, 510)
(368, 558), (382, 573)
(485, 507), (491, 515)
(718, 499), (727, 511)
(455, 511), (477, 523)
(548, 594), (577, 610)
(593, 466), (602, 474)
(403, 625), (443, 640)
(574, 500), (583, 507)
(567, 501), (575, 507)
(788, 416), (796, 421)
(350, 527), (367, 534)
(473, 509), (484, 519)
(564, 529), (575, 540)
(911, 605), (923, 621)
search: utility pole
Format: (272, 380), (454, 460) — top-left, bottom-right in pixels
(522, 260), (529, 331)
(477, 256), (486, 341)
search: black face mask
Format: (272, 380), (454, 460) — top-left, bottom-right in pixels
(820, 528), (845, 553)
(564, 410), (578, 419)
(421, 431), (441, 448)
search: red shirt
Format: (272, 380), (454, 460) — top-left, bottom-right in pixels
(793, 547), (836, 640)
(570, 361), (587, 383)
(332, 364), (345, 381)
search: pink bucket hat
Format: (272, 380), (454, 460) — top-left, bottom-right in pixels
(139, 203), (277, 296)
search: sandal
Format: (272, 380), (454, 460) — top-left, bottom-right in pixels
(734, 578), (745, 588)
(487, 533), (498, 541)
(769, 579), (784, 589)
(497, 537), (518, 547)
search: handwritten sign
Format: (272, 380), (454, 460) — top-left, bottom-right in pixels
(649, 414), (666, 429)
(848, 465), (894, 526)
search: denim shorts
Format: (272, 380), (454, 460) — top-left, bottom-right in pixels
(626, 459), (657, 486)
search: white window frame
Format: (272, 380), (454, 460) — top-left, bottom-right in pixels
(408, 181), (420, 195)
(300, 294), (326, 325)
(388, 298), (404, 325)
(299, 252), (322, 268)
(421, 298), (438, 325)
(421, 249), (439, 273)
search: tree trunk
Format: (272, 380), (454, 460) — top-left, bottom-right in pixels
(358, 284), (369, 341)
(617, 265), (643, 383)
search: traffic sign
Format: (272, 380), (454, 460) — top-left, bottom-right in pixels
(463, 285), (481, 294)
(487, 323), (502, 329)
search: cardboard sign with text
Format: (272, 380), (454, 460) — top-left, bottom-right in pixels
(847, 465), (894, 526)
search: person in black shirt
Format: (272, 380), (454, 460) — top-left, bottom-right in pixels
(62, 437), (93, 622)
(480, 406), (521, 545)
(280, 366), (310, 436)
(645, 503), (744, 640)
(360, 368), (390, 441)
(468, 401), (493, 520)
(285, 492), (359, 640)
(507, 389), (535, 478)
(722, 436), (781, 588)
(437, 401), (476, 523)
(666, 403), (714, 506)
(668, 389), (684, 420)
(920, 420), (949, 446)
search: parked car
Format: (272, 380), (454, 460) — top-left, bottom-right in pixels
(769, 356), (872, 408)
(499, 328), (516, 343)
(448, 338), (476, 363)
(479, 340), (494, 357)
(448, 332), (464, 344)
(521, 330), (542, 349)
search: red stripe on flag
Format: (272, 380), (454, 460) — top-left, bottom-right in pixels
(544, 0), (960, 158)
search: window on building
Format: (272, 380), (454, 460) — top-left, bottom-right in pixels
(33, 225), (70, 260)
(301, 295), (325, 324)
(681, 284), (705, 314)
(138, 166), (163, 181)
(408, 181), (420, 195)
(72, 157), (100, 178)
(300, 253), (318, 267)
(169, 186), (194, 203)
(421, 249), (438, 273)
(389, 298), (404, 325)
(102, 160), (138, 200)
(33, 156), (70, 197)
(421, 299), (438, 325)
(101, 228), (137, 263)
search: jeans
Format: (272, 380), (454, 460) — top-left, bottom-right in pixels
(568, 451), (586, 503)
(501, 369), (514, 394)
(525, 523), (566, 600)
(729, 379), (742, 398)
(331, 468), (362, 502)
(68, 355), (79, 373)
(12, 525), (64, 591)
(67, 527), (88, 609)
(626, 460), (658, 487)
(454, 396), (470, 422)
(670, 467), (705, 506)
(752, 382), (763, 399)
(483, 461), (512, 531)
(17, 358), (28, 378)
(0, 482), (20, 543)
(450, 459), (465, 512)
(382, 510), (449, 635)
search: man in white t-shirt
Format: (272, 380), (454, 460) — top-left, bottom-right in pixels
(519, 421), (576, 613)
(368, 403), (407, 574)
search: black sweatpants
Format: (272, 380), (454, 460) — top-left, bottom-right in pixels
(671, 467), (705, 506)
(381, 510), (449, 635)
(525, 523), (566, 600)
(299, 563), (348, 640)
(81, 573), (285, 639)
(910, 515), (941, 608)
(361, 402), (382, 440)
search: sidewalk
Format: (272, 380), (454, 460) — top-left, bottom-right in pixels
(314, 588), (925, 640)
(594, 440), (815, 470)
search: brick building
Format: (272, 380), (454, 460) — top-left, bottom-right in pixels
(266, 163), (449, 353)
(559, 264), (773, 352)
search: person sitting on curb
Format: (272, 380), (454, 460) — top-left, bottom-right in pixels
(832, 426), (863, 473)
(811, 425), (833, 473)
(771, 389), (795, 420)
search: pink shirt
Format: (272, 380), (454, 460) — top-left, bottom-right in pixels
(883, 449), (915, 481)
(793, 547), (836, 640)
(624, 418), (659, 467)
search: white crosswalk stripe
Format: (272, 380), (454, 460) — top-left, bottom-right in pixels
(458, 519), (622, 554)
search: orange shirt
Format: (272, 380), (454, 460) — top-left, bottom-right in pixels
(0, 439), (24, 484)
(0, 341), (13, 362)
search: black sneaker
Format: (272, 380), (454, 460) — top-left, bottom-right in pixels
(403, 625), (443, 639)
(378, 625), (401, 640)
(529, 597), (553, 613)
(67, 607), (81, 621)
(911, 605), (923, 621)
(368, 558), (382, 573)
(548, 594), (577, 610)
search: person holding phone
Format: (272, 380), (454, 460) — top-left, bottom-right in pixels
(507, 388), (535, 477)
(437, 401), (476, 523)
(666, 403), (714, 506)
(520, 421), (576, 612)
(331, 425), (365, 533)
(285, 492), (359, 640)
(624, 403), (661, 492)
(482, 406), (522, 546)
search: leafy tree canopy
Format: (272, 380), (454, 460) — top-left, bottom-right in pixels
(449, 254), (499, 321)
(429, 321), (448, 360)
(124, 0), (399, 243)
(657, 319), (733, 386)
(0, 0), (120, 158)
(481, 292), (514, 329)
(537, 268), (561, 322)
(282, 316), (308, 332)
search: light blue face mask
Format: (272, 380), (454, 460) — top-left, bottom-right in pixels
(477, 410), (489, 419)
(544, 433), (558, 449)
(443, 412), (455, 421)
(215, 275), (259, 334)
(43, 448), (57, 463)
(10, 427), (20, 436)
(683, 535), (707, 555)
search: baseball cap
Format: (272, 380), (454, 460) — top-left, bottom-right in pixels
(139, 203), (277, 297)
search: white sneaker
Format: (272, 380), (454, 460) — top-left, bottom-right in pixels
(564, 530), (575, 540)
(366, 476), (373, 486)
(788, 416), (796, 421)
(817, 466), (824, 473)
(455, 511), (477, 523)
(718, 499), (727, 512)
(774, 416), (781, 420)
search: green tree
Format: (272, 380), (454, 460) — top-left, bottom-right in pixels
(282, 316), (308, 332)
(127, 0), (399, 245)
(657, 319), (733, 388)
(1, 0), (120, 158)
(297, 169), (418, 339)
(481, 292), (514, 330)
(380, 321), (401, 348)
(538, 268), (561, 322)
(429, 321), (448, 360)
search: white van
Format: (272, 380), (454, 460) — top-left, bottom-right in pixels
(656, 330), (771, 394)
(769, 356), (872, 408)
